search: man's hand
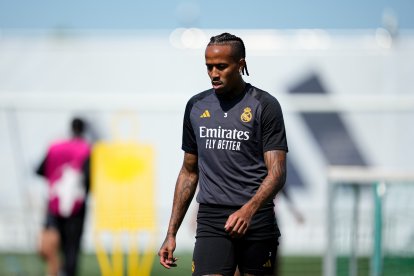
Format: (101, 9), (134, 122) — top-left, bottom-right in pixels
(224, 150), (287, 238)
(224, 206), (253, 238)
(158, 235), (178, 269)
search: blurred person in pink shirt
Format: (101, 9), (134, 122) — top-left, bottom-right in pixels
(36, 117), (91, 276)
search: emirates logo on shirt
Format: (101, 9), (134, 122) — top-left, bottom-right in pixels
(241, 107), (252, 123)
(200, 126), (250, 151)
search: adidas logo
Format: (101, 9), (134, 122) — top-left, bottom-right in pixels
(200, 110), (211, 118)
(262, 260), (272, 268)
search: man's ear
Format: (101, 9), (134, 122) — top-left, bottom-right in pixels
(239, 59), (246, 73)
(239, 58), (248, 76)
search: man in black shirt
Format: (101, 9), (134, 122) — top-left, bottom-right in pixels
(158, 32), (288, 276)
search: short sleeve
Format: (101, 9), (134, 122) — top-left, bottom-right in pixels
(261, 97), (288, 153)
(181, 98), (198, 154)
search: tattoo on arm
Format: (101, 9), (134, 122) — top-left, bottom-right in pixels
(267, 150), (287, 194)
(245, 150), (287, 213)
(167, 152), (199, 236)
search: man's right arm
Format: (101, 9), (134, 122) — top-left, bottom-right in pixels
(158, 152), (199, 269)
(35, 155), (47, 177)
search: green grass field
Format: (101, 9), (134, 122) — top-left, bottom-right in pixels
(0, 252), (413, 275)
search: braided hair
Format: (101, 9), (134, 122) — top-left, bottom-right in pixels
(208, 33), (249, 76)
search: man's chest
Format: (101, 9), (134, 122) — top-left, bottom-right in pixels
(191, 100), (261, 152)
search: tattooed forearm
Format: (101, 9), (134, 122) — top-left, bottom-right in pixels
(269, 152), (287, 194)
(167, 153), (199, 236)
(245, 150), (286, 213)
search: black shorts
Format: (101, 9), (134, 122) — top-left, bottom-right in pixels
(192, 204), (280, 276)
(43, 207), (86, 252)
(44, 207), (85, 233)
(43, 207), (86, 275)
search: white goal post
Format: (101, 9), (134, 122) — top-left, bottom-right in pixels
(324, 166), (414, 276)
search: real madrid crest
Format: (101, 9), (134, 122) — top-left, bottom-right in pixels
(241, 107), (252, 123)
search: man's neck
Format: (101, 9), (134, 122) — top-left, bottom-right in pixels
(217, 81), (246, 101)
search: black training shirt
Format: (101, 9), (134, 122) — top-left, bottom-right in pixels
(182, 83), (288, 206)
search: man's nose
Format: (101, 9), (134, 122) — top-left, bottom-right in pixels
(211, 68), (219, 78)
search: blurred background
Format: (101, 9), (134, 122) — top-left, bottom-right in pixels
(1, 1), (414, 275)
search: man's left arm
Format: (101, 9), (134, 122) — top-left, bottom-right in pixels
(224, 149), (286, 237)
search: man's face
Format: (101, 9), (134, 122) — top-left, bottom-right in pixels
(205, 44), (242, 95)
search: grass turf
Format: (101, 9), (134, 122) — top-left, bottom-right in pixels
(0, 252), (413, 275)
